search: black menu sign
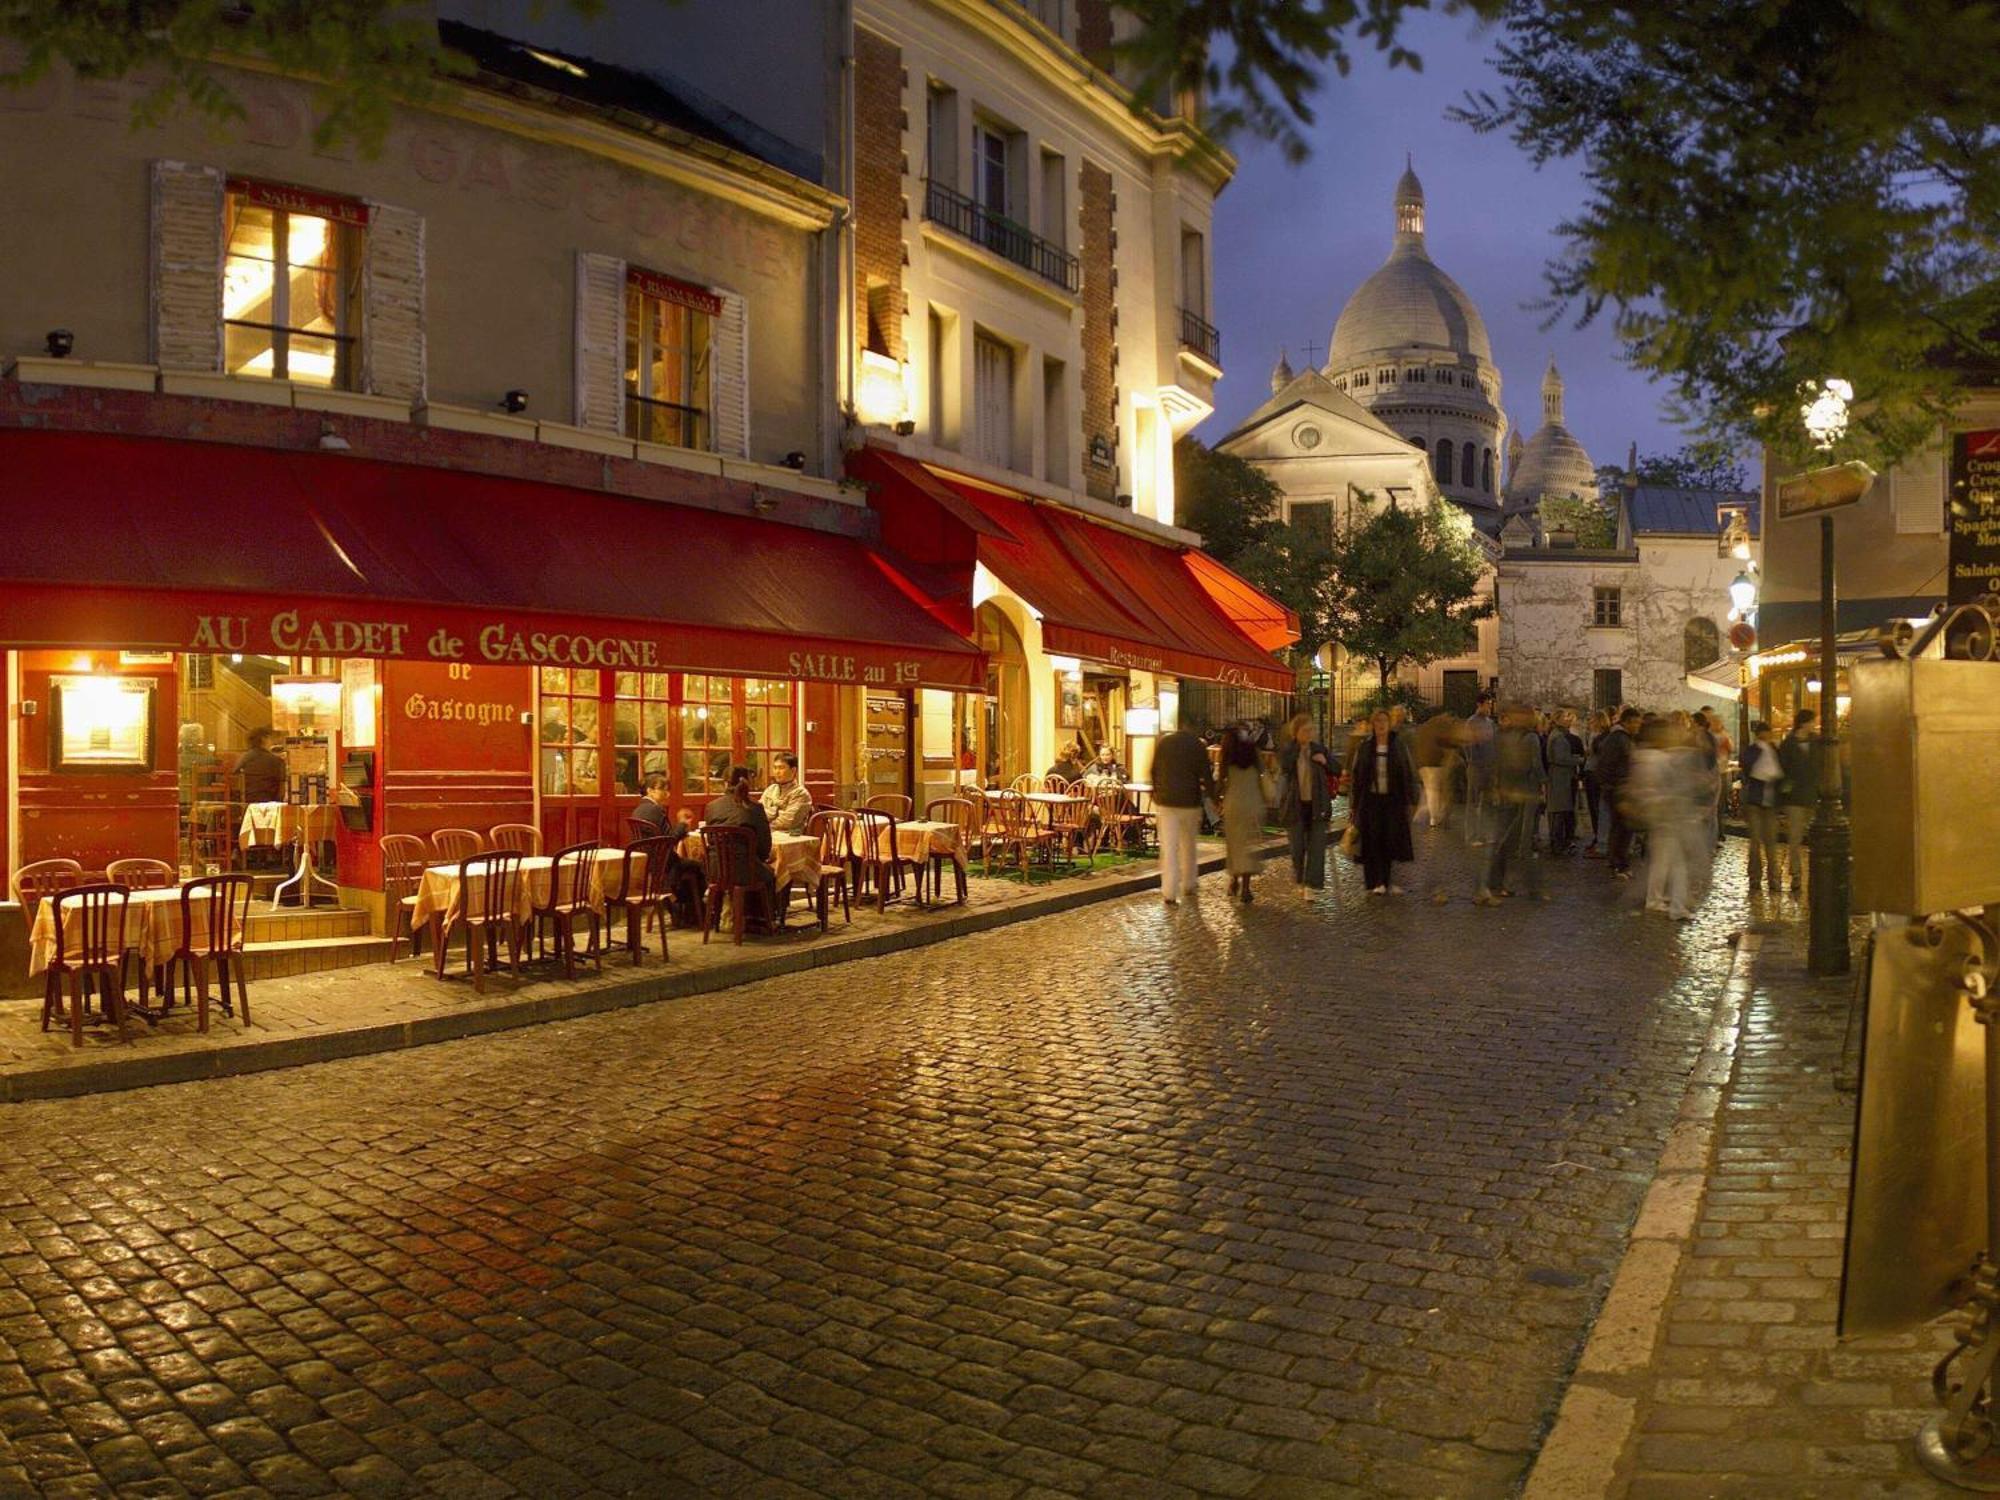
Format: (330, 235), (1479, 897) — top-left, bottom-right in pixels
(1950, 430), (2000, 604)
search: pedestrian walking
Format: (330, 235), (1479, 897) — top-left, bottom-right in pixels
(1581, 709), (1611, 854)
(1546, 710), (1581, 855)
(1220, 725), (1267, 903)
(1413, 710), (1460, 830)
(1595, 707), (1642, 879)
(1776, 709), (1818, 896)
(1276, 713), (1335, 892)
(1702, 707), (1734, 850)
(1346, 708), (1419, 895)
(1740, 719), (1784, 893)
(1462, 692), (1497, 845)
(1150, 718), (1215, 906)
(1629, 716), (1706, 920)
(1475, 705), (1548, 904)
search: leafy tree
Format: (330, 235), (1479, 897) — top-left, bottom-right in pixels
(1594, 442), (1750, 495)
(0, 0), (607, 150)
(1323, 497), (1492, 691)
(1537, 493), (1617, 548)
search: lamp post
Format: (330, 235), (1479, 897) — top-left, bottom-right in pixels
(1799, 380), (1853, 977)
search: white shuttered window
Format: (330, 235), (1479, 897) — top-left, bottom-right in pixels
(973, 333), (1015, 471)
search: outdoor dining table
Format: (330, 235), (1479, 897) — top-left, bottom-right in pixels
(862, 819), (965, 905)
(677, 829), (820, 893)
(409, 847), (636, 957)
(27, 885), (231, 977)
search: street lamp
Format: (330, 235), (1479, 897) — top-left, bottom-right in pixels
(1800, 377), (1854, 977)
(1729, 569), (1759, 616)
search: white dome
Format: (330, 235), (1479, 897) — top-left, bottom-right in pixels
(1328, 166), (1493, 368)
(1505, 359), (1598, 501)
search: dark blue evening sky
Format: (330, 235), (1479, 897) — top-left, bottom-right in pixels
(1201, 10), (1684, 469)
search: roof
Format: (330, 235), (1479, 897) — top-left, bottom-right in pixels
(438, 21), (823, 184)
(1217, 369), (1417, 450)
(1328, 169), (1492, 368)
(1627, 485), (1762, 537)
(1505, 421), (1598, 503)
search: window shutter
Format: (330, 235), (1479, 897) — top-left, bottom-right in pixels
(150, 160), (224, 371)
(709, 286), (750, 457)
(362, 202), (425, 403)
(1892, 446), (1945, 534)
(574, 251), (626, 431)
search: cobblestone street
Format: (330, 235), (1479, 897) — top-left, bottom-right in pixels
(0, 835), (1746, 1500)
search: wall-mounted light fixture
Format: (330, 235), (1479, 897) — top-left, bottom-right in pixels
(45, 329), (74, 359)
(856, 349), (909, 427)
(501, 389), (530, 414)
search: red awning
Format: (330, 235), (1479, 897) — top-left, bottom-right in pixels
(0, 430), (985, 690)
(855, 453), (1296, 692)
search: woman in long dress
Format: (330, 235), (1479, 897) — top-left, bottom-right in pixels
(1220, 725), (1265, 903)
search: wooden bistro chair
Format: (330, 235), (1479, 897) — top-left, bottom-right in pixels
(106, 858), (175, 891)
(160, 874), (254, 1033)
(1047, 794), (1094, 868)
(850, 807), (905, 910)
(532, 842), (603, 980)
(807, 810), (856, 932)
(14, 858), (83, 929)
(380, 835), (432, 963)
(430, 827), (486, 867)
(605, 836), (676, 964)
(997, 792), (1057, 883)
(1009, 773), (1040, 794)
(1092, 784), (1139, 858)
(42, 884), (132, 1048)
(437, 850), (525, 994)
(924, 798), (976, 904)
(489, 822), (544, 857)
(701, 823), (771, 946)
(863, 793), (913, 820)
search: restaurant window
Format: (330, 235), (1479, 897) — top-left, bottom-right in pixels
(538, 668), (601, 798)
(610, 671), (673, 800)
(223, 179), (364, 388)
(1592, 587), (1623, 628)
(624, 268), (716, 449)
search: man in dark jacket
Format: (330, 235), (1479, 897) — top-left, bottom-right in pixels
(1277, 713), (1336, 891)
(1151, 724), (1217, 905)
(1476, 707), (1549, 903)
(238, 728), (287, 804)
(1595, 708), (1642, 878)
(1776, 710), (1818, 895)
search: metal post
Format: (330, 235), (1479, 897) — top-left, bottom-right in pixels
(1808, 514), (1852, 976)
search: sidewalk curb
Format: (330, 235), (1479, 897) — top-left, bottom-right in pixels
(3, 842), (1277, 1104)
(1521, 928), (1765, 1500)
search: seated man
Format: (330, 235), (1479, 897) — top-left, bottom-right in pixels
(630, 771), (688, 842)
(238, 727), (288, 804)
(704, 765), (779, 920)
(760, 752), (813, 834)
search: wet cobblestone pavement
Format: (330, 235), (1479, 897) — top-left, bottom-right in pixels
(0, 833), (1747, 1499)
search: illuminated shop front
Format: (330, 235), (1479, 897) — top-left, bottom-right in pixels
(0, 428), (982, 968)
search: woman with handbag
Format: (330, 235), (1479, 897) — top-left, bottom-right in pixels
(1276, 713), (1335, 893)
(1219, 725), (1267, 903)
(1347, 708), (1420, 895)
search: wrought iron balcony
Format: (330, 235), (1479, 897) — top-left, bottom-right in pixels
(1179, 306), (1221, 366)
(924, 178), (1080, 294)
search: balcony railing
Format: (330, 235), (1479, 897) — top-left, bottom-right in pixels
(924, 178), (1080, 294)
(1179, 306), (1221, 366)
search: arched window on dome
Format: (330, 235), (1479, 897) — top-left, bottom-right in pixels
(1408, 368), (1426, 383)
(1434, 439), (1454, 485)
(1684, 617), (1722, 672)
(1333, 376), (1346, 390)
(1353, 370), (1369, 388)
(1461, 441), (1475, 485)
(1460, 372), (1474, 389)
(1379, 367), (1396, 384)
(1480, 448), (1494, 492)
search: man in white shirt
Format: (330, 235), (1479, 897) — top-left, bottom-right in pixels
(760, 752), (814, 834)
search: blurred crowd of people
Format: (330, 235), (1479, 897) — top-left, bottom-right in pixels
(1195, 693), (1830, 920)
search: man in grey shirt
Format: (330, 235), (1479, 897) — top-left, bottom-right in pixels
(1461, 691), (1497, 846)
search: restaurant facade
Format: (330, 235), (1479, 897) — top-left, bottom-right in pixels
(0, 4), (1292, 990)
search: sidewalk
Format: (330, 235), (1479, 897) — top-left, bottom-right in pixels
(1535, 909), (1962, 1498)
(2, 836), (1269, 1103)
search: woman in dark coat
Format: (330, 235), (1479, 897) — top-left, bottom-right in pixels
(1345, 708), (1419, 895)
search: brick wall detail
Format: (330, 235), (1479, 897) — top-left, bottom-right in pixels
(853, 30), (906, 361)
(1079, 161), (1117, 502)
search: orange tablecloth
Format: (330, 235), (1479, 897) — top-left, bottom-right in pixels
(410, 847), (636, 934)
(868, 819), (963, 867)
(28, 887), (237, 975)
(678, 830), (819, 891)
(237, 803), (334, 851)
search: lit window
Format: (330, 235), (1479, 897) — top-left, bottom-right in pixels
(624, 268), (716, 449)
(1592, 587), (1623, 628)
(223, 179), (364, 388)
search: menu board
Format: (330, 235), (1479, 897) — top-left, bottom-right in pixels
(1949, 430), (2000, 605)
